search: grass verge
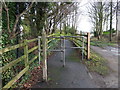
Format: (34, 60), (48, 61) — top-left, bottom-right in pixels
(90, 41), (116, 48)
(90, 37), (117, 48)
(71, 37), (110, 76)
(83, 50), (110, 76)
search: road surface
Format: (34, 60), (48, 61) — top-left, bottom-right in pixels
(91, 46), (118, 88)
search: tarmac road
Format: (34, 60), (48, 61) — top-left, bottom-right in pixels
(91, 46), (118, 88)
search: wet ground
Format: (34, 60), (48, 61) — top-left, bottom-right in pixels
(105, 46), (120, 56)
(33, 40), (99, 88)
(91, 46), (118, 88)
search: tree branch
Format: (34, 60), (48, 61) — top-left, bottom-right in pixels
(13, 1), (34, 33)
(3, 1), (10, 33)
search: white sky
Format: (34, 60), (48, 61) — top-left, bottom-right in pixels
(76, 0), (117, 33)
(77, 0), (92, 33)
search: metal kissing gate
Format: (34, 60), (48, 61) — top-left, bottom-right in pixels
(47, 35), (85, 66)
(38, 32), (88, 82)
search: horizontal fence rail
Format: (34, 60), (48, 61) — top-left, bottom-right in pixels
(0, 37), (40, 89)
(1, 32), (90, 89)
(47, 35), (85, 39)
(27, 38), (39, 43)
(71, 33), (90, 59)
(3, 66), (29, 88)
(0, 43), (25, 55)
(0, 55), (26, 73)
(1, 33), (56, 89)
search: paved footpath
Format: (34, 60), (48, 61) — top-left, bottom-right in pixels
(33, 40), (99, 88)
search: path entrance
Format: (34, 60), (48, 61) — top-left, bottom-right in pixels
(33, 40), (98, 88)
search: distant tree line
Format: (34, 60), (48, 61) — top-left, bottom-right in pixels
(88, 0), (120, 41)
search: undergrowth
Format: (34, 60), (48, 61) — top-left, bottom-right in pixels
(10, 33), (61, 88)
(11, 57), (41, 88)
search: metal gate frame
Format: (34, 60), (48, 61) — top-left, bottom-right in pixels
(38, 32), (88, 82)
(47, 35), (85, 67)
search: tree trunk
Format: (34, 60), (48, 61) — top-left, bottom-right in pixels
(0, 2), (2, 52)
(110, 0), (112, 41)
(116, 0), (118, 36)
(16, 2), (20, 58)
(0, 2), (2, 37)
(52, 16), (56, 34)
(99, 2), (103, 39)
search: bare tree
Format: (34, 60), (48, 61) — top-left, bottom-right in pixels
(0, 1), (2, 37)
(2, 1), (34, 39)
(109, 0), (112, 41)
(46, 2), (78, 34)
(88, 2), (105, 39)
(116, 0), (119, 36)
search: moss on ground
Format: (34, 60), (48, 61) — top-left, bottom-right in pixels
(83, 50), (110, 76)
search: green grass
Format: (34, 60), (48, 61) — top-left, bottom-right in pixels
(91, 41), (115, 48)
(103, 29), (116, 35)
(90, 38), (117, 48)
(84, 50), (109, 76)
(103, 31), (110, 35)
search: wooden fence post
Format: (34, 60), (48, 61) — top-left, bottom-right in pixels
(42, 32), (47, 81)
(87, 32), (90, 59)
(24, 39), (29, 75)
(38, 36), (41, 65)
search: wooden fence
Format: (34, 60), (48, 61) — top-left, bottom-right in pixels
(0, 31), (59, 89)
(71, 32), (90, 60)
(0, 37), (40, 88)
(0, 32), (90, 89)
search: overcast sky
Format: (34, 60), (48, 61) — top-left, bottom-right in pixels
(76, 0), (117, 33)
(76, 0), (91, 33)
